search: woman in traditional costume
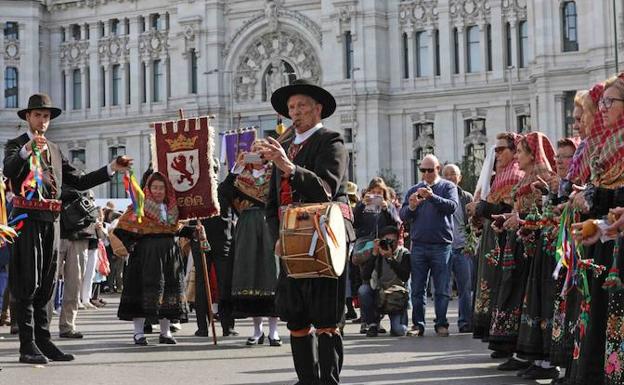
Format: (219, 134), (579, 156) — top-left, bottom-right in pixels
(114, 172), (195, 345)
(489, 132), (556, 372)
(219, 140), (281, 346)
(469, 133), (524, 354)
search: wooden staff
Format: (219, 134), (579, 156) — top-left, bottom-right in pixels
(196, 220), (218, 345)
(177, 108), (217, 345)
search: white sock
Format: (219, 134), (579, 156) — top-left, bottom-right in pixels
(159, 318), (172, 338)
(541, 360), (554, 369)
(268, 317), (279, 340)
(513, 354), (528, 362)
(253, 317), (263, 339)
(133, 317), (145, 338)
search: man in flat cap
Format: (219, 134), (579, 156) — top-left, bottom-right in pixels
(3, 93), (132, 364)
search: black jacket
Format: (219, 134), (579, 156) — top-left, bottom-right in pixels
(3, 133), (111, 222)
(266, 127), (349, 241)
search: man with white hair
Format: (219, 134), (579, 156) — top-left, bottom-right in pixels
(400, 154), (458, 337)
(442, 163), (474, 333)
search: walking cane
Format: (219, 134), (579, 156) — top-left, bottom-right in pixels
(196, 221), (218, 345)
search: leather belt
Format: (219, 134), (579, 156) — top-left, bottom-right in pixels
(12, 196), (62, 213)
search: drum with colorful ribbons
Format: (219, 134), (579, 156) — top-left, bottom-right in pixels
(280, 202), (347, 279)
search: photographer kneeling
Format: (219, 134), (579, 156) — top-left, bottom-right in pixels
(358, 226), (411, 337)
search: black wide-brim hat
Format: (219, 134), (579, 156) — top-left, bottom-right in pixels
(270, 79), (336, 120)
(18, 93), (62, 120)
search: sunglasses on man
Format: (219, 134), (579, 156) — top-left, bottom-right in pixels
(419, 168), (435, 174)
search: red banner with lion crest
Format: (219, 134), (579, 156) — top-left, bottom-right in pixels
(152, 116), (219, 220)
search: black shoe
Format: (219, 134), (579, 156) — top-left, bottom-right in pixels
(407, 325), (425, 337)
(490, 350), (513, 359)
(10, 325), (18, 335)
(359, 323), (368, 334)
(378, 326), (387, 334)
(366, 325), (379, 337)
(37, 340), (75, 361)
(458, 325), (473, 333)
(268, 337), (282, 347)
(144, 324), (153, 334)
(351, 317), (362, 324)
(194, 329), (209, 337)
(246, 333), (265, 345)
(517, 364), (537, 377)
(134, 334), (148, 346)
(497, 357), (531, 371)
(345, 310), (357, 320)
(19, 353), (49, 365)
(550, 377), (567, 384)
(159, 335), (177, 345)
(522, 366), (560, 380)
(59, 330), (84, 339)
(223, 328), (239, 337)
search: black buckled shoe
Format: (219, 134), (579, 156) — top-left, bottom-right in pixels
(268, 337), (282, 347)
(246, 333), (265, 345)
(497, 357), (531, 371)
(159, 335), (177, 345)
(19, 353), (49, 365)
(133, 334), (148, 346)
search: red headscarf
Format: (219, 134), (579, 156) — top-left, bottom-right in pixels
(514, 132), (557, 212)
(143, 172), (179, 225)
(487, 133), (524, 205)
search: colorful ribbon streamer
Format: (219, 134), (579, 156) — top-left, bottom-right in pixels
(123, 169), (145, 223)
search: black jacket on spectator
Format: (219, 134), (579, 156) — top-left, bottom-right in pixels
(361, 247), (411, 287)
(353, 202), (400, 239)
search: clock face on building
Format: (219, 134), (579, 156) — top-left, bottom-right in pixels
(110, 41), (119, 54)
(70, 46), (79, 59)
(6, 43), (18, 59)
(150, 36), (160, 50)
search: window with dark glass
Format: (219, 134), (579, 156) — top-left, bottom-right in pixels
(109, 146), (126, 198)
(416, 31), (430, 77)
(125, 63), (131, 104)
(4, 22), (18, 39)
(142, 62), (147, 103)
(151, 14), (161, 31)
(4, 67), (18, 108)
(345, 31), (353, 79)
(519, 21), (529, 68)
(563, 91), (576, 137)
(71, 24), (81, 41)
(190, 49), (198, 94)
(453, 28), (460, 74)
(506, 22), (512, 67)
(70, 149), (86, 170)
(153, 59), (162, 102)
(101, 66), (106, 107)
(344, 127), (353, 143)
(111, 19), (119, 36)
(517, 114), (531, 133)
(112, 64), (121, 106)
(486, 24), (492, 71)
(73, 69), (81, 109)
(562, 1), (578, 52)
(435, 29), (441, 76)
(467, 26), (481, 72)
(402, 32), (409, 79)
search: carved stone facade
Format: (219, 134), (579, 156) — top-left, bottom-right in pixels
(0, 0), (621, 195)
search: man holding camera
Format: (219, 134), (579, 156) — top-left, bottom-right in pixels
(400, 154), (458, 337)
(3, 93), (132, 364)
(358, 226), (411, 337)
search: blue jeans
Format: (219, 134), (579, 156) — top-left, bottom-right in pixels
(358, 284), (408, 336)
(410, 243), (452, 329)
(0, 270), (7, 310)
(449, 248), (473, 329)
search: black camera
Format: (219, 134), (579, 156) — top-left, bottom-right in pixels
(379, 238), (395, 250)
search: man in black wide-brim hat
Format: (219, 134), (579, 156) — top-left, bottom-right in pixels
(3, 93), (133, 364)
(258, 79), (351, 384)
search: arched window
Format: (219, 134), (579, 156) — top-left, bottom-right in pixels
(5, 67), (18, 108)
(562, 1), (578, 52)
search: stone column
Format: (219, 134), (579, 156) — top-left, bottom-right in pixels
(404, 26), (414, 80)
(120, 61), (128, 110)
(129, 16), (141, 111)
(81, 66), (88, 117)
(456, 23), (466, 79)
(479, 23), (487, 79)
(510, 18), (518, 70)
(145, 59), (153, 111)
(104, 64), (111, 115)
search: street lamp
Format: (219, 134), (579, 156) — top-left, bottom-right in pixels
(350, 66), (360, 182)
(206, 68), (234, 131)
(507, 65), (515, 133)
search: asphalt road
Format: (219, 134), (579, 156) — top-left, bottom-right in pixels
(0, 296), (551, 385)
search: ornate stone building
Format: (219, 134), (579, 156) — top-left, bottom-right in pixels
(0, 0), (620, 197)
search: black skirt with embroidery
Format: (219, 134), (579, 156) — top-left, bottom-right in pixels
(117, 233), (188, 321)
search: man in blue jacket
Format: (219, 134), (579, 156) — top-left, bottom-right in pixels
(400, 154), (458, 337)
